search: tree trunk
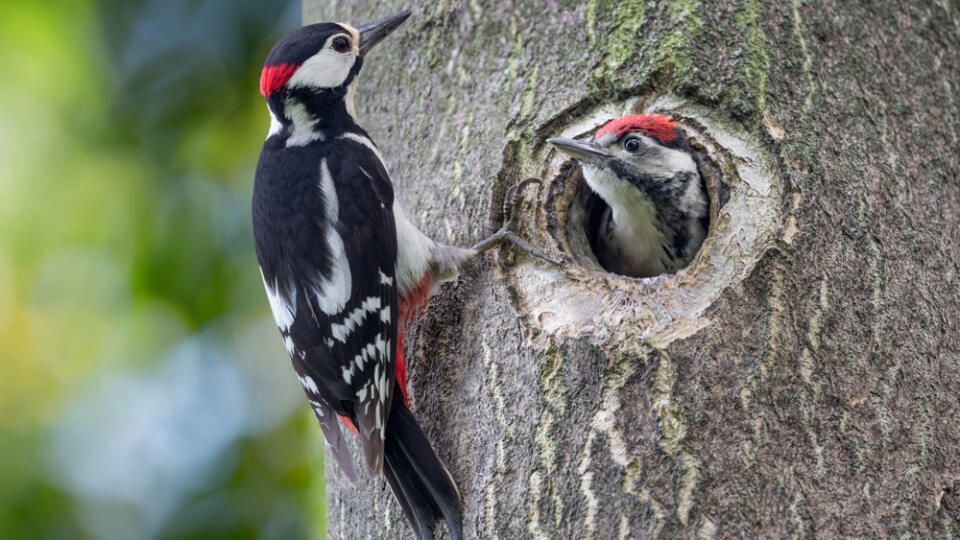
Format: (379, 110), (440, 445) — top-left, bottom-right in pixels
(303, 1), (960, 538)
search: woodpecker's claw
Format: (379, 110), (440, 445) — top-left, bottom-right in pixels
(471, 178), (560, 265)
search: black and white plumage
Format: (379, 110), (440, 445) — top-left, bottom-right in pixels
(548, 115), (709, 277)
(255, 128), (399, 476)
(252, 12), (466, 539)
(252, 11), (551, 540)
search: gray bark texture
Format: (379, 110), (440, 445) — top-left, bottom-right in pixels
(304, 1), (960, 538)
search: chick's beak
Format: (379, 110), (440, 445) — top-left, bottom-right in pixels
(357, 10), (412, 55)
(547, 137), (611, 163)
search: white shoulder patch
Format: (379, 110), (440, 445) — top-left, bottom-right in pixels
(313, 159), (352, 315)
(319, 160), (339, 221)
(314, 223), (352, 315)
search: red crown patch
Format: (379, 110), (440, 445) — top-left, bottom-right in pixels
(595, 114), (678, 144)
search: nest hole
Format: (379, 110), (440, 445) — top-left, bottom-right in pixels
(557, 136), (728, 278)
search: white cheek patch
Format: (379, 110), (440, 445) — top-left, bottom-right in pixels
(621, 134), (697, 179)
(287, 35), (356, 90)
(654, 146), (697, 177)
(678, 175), (708, 217)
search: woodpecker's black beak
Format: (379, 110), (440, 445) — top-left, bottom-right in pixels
(357, 10), (411, 55)
(547, 137), (611, 163)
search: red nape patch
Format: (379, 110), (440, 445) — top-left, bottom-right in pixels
(259, 63), (299, 97)
(338, 415), (358, 436)
(595, 114), (678, 144)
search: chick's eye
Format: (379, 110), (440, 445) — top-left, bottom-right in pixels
(332, 36), (351, 53)
(623, 138), (642, 152)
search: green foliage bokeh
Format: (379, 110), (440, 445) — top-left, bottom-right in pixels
(0, 0), (325, 537)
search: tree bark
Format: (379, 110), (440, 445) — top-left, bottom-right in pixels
(304, 1), (960, 538)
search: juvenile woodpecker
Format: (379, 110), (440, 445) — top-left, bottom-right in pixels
(548, 115), (708, 278)
(252, 11), (548, 540)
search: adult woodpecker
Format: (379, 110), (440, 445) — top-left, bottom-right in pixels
(547, 114), (708, 278)
(252, 11), (550, 540)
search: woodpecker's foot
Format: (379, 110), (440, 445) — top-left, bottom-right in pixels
(471, 178), (559, 265)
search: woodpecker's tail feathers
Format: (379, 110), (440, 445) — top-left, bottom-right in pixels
(383, 386), (463, 540)
(316, 404), (358, 484)
(354, 398), (390, 476)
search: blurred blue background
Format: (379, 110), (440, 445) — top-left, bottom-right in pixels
(0, 0), (328, 537)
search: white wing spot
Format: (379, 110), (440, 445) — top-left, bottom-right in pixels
(309, 399), (325, 417)
(260, 267), (296, 331)
(298, 374), (319, 394)
(374, 333), (388, 359)
(378, 372), (387, 404)
(380, 307), (391, 324)
(379, 270), (393, 286)
(330, 296), (382, 343)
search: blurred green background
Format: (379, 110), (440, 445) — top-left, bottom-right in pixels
(0, 0), (327, 538)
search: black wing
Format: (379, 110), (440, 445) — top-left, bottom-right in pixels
(292, 137), (398, 477)
(253, 133), (398, 478)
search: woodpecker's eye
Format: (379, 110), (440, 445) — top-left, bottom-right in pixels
(623, 137), (642, 153)
(332, 36), (351, 53)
